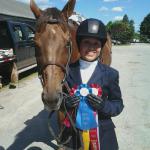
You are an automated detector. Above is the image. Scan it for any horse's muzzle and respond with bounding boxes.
[42,92,63,111]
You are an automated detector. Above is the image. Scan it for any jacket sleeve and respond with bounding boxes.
[99,70,124,117]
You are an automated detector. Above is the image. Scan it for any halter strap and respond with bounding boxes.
[38,40,72,87]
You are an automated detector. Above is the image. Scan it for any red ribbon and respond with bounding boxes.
[69,84,78,96]
[90,84,102,97]
[89,84,102,150]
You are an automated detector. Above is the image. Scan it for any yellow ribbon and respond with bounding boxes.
[82,130,90,150]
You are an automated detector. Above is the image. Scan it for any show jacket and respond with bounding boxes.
[66,60,124,128]
[65,60,124,149]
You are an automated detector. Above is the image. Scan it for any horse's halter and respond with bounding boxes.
[37,18,73,87]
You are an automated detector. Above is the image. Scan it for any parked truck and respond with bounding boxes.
[0,20,36,88]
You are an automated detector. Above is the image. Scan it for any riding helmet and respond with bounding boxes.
[76,18,107,48]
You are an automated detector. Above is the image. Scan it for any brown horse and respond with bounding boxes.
[30,0,112,111]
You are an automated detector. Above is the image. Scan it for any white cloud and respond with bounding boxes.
[99,6,109,12]
[114,16,123,20]
[112,7,123,12]
[103,0,118,2]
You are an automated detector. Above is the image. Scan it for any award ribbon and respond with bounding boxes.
[64,83,102,150]
[75,84,97,130]
[89,83,102,150]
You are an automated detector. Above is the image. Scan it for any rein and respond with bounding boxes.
[48,98,77,146]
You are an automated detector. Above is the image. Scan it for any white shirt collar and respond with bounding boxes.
[79,58,98,69]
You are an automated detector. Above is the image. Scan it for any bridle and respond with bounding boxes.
[37,18,73,88]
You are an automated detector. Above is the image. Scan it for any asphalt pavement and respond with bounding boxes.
[0,43,150,150]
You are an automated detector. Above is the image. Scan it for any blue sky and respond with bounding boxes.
[17,0,150,32]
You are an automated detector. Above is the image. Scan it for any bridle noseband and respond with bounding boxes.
[37,18,73,87]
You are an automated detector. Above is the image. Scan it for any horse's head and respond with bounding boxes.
[30,0,77,111]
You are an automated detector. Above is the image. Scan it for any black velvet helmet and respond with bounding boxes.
[76,18,107,48]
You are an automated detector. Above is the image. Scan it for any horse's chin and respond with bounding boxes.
[44,104,60,111]
[43,98,62,112]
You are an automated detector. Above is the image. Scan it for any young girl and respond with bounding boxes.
[64,18,124,150]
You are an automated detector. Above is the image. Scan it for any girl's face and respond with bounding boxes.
[79,37,101,61]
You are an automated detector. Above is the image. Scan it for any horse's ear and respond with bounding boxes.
[30,0,42,18]
[61,0,76,20]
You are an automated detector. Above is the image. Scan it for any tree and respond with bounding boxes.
[134,32,140,42]
[129,19,135,41]
[106,21,113,35]
[140,13,150,42]
[123,14,129,24]
[111,21,132,44]
[108,14,135,44]
[106,21,112,31]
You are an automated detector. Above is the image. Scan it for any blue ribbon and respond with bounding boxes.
[75,84,97,130]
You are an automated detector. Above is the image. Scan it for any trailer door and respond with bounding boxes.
[22,24,36,66]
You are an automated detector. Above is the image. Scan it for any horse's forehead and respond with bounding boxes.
[36,8,61,24]
[44,7,62,19]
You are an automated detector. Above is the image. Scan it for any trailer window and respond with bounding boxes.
[0,22,12,48]
[13,26,24,42]
[24,26,34,41]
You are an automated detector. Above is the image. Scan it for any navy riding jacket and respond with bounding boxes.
[66,60,124,124]
[64,60,124,149]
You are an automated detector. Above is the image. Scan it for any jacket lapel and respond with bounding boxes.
[88,62,105,85]
[69,61,82,85]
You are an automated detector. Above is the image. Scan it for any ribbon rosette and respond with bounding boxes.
[69,83,102,150]
[75,84,97,130]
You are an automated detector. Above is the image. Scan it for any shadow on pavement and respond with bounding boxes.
[0,146,5,150]
[6,109,59,150]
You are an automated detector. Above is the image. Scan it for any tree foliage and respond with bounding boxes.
[107,14,135,44]
[140,13,150,42]
[123,14,129,24]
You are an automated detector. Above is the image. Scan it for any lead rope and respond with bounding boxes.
[48,110,72,146]
[62,82,81,150]
[63,83,83,150]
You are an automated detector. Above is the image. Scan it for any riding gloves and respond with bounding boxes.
[87,94,105,110]
[65,95,80,109]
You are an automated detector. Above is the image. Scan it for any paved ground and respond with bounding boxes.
[0,43,150,150]
[112,43,150,150]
